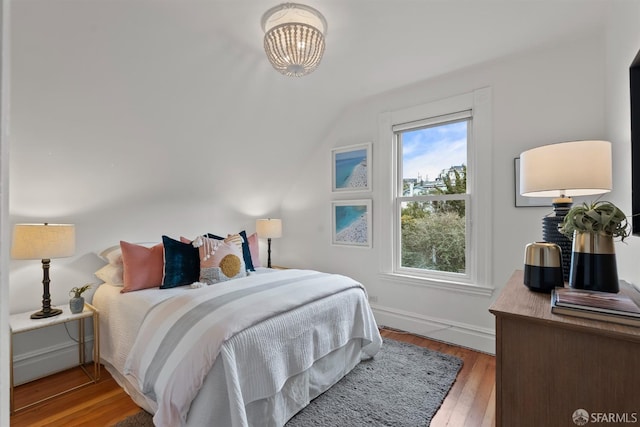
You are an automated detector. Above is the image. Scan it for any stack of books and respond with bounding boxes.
[550,285,640,327]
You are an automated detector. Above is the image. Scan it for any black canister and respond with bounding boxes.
[523,242,564,292]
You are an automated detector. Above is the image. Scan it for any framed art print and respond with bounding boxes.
[514,157,553,207]
[332,143,372,192]
[331,199,372,248]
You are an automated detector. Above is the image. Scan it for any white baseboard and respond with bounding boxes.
[372,304,496,355]
[12,336,95,385]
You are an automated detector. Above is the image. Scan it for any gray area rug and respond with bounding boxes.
[113,338,462,427]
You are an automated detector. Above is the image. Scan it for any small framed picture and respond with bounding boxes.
[331,143,372,192]
[331,199,372,248]
[514,157,553,207]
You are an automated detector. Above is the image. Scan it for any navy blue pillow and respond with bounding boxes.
[161,235,200,288]
[207,230,255,272]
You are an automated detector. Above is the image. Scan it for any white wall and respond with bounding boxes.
[281,31,607,353]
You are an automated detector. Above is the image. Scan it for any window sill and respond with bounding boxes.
[379,272,494,296]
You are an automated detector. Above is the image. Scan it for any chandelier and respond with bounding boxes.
[261,3,327,77]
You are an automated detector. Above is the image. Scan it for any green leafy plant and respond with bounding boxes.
[560,201,630,241]
[69,284,92,298]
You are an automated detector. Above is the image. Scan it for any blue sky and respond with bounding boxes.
[402,120,467,181]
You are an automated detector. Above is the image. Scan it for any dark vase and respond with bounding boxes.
[569,232,619,293]
[69,296,85,314]
[523,242,564,292]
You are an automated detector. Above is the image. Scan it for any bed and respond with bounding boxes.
[92,266,382,427]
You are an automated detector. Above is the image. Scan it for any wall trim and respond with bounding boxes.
[372,304,495,355]
[12,336,94,385]
[377,87,494,291]
[379,272,494,297]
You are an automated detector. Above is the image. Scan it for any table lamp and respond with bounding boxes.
[256,218,282,268]
[11,223,76,319]
[519,140,612,281]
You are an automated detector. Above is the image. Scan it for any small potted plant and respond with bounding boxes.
[69,284,92,314]
[560,200,630,292]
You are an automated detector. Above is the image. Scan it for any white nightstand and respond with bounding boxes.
[10,303,100,413]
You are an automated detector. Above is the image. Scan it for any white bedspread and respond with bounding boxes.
[93,269,382,427]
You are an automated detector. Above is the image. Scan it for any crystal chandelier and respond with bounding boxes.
[261,3,327,77]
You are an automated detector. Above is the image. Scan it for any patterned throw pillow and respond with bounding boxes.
[193,235,246,284]
[208,230,255,271]
[222,233,244,252]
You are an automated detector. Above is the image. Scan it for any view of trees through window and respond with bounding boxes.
[398,120,468,274]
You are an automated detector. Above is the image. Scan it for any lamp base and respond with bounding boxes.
[30,308,63,319]
[542,199,573,282]
[33,258,63,319]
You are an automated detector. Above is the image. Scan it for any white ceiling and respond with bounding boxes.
[9,0,610,216]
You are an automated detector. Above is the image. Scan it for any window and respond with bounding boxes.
[395,115,470,277]
[378,88,492,293]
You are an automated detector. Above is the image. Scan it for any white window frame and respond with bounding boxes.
[377,88,493,295]
[394,113,471,281]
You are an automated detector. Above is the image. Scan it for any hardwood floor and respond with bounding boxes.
[10,329,495,426]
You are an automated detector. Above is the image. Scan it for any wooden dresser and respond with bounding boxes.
[490,270,640,427]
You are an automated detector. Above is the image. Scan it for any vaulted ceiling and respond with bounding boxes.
[9,0,610,216]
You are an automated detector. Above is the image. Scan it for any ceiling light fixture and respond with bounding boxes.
[261,3,327,77]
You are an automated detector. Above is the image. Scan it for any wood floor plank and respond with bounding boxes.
[11,329,496,427]
[430,350,479,426]
[454,354,494,427]
[480,382,497,427]
[471,358,496,425]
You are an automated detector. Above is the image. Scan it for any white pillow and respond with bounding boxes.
[98,242,158,265]
[95,263,124,285]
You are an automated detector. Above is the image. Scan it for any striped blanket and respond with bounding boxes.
[124,269,368,427]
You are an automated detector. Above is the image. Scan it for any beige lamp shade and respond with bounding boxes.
[519,140,612,198]
[256,219,282,239]
[11,223,76,260]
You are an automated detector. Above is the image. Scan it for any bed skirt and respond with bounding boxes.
[104,337,368,426]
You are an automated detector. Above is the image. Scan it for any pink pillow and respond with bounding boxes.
[247,232,261,268]
[120,241,164,293]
